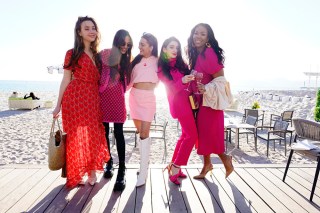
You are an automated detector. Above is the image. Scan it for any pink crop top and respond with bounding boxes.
[131,56,159,83]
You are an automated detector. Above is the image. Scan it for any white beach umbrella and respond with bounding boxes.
[47,65,63,74]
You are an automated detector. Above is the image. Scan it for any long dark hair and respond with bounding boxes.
[187,23,225,69]
[158,37,190,80]
[64,16,101,71]
[109,29,133,87]
[130,32,158,72]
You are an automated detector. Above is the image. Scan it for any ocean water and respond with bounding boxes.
[0,80,60,93]
[0,79,317,95]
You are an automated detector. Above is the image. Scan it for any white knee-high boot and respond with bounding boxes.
[136,137,151,187]
[136,133,140,174]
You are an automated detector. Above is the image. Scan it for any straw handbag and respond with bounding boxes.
[48,118,66,171]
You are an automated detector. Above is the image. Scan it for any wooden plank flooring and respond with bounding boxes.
[0,164,320,213]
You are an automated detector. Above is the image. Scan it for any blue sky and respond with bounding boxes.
[1,0,319,90]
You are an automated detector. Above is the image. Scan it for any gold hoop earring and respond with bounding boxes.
[206,42,211,48]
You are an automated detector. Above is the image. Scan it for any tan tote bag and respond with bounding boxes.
[48,118,66,171]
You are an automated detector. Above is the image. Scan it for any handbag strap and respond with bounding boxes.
[50,118,62,136]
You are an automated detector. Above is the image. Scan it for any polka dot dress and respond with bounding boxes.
[61,49,110,188]
[99,49,127,123]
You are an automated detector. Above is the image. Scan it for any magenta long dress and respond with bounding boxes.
[194,47,225,155]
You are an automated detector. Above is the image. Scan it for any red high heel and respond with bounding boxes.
[179,169,187,178]
[163,163,181,185]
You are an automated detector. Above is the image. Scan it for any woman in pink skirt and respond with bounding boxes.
[129,33,158,187]
[158,37,197,185]
[187,23,234,179]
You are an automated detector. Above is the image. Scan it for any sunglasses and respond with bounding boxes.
[120,42,132,48]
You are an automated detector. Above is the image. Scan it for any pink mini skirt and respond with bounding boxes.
[129,87,156,122]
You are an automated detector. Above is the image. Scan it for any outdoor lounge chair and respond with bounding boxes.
[257,120,289,157]
[270,110,294,127]
[242,109,264,126]
[283,118,320,202]
[149,120,168,161]
[230,115,257,145]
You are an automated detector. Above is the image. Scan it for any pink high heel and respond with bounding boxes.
[179,169,187,178]
[163,163,181,185]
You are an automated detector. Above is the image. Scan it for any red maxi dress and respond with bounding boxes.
[61,49,110,188]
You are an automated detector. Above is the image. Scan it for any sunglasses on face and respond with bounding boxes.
[120,42,132,48]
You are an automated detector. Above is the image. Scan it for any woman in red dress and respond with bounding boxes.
[53,16,110,188]
[99,29,133,191]
[187,23,233,179]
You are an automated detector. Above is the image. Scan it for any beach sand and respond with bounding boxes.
[0,89,318,166]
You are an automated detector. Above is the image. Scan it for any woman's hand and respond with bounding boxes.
[197,82,206,94]
[182,74,195,84]
[52,106,61,118]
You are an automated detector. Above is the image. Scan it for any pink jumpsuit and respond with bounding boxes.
[158,59,197,166]
[194,48,225,155]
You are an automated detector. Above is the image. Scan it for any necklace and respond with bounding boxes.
[143,56,151,67]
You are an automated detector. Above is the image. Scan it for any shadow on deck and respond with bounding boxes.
[0,164,320,212]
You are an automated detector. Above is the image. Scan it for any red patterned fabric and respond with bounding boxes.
[61,49,110,188]
[99,49,127,123]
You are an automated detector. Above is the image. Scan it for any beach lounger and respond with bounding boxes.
[8,98,41,110]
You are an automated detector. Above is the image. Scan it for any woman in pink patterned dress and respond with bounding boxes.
[99,29,132,191]
[158,37,197,185]
[53,16,109,188]
[187,23,234,179]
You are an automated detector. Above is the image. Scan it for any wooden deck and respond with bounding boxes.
[1,164,320,213]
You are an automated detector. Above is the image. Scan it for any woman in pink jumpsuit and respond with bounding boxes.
[187,23,234,179]
[158,37,197,185]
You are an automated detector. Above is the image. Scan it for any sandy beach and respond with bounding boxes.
[0,88,318,166]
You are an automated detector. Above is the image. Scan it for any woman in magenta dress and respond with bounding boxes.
[187,23,234,179]
[53,16,110,188]
[99,29,132,191]
[158,37,197,185]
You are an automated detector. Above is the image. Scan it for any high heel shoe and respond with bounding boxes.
[225,155,234,179]
[88,171,97,186]
[179,169,187,178]
[163,163,181,185]
[79,176,86,185]
[193,164,213,179]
